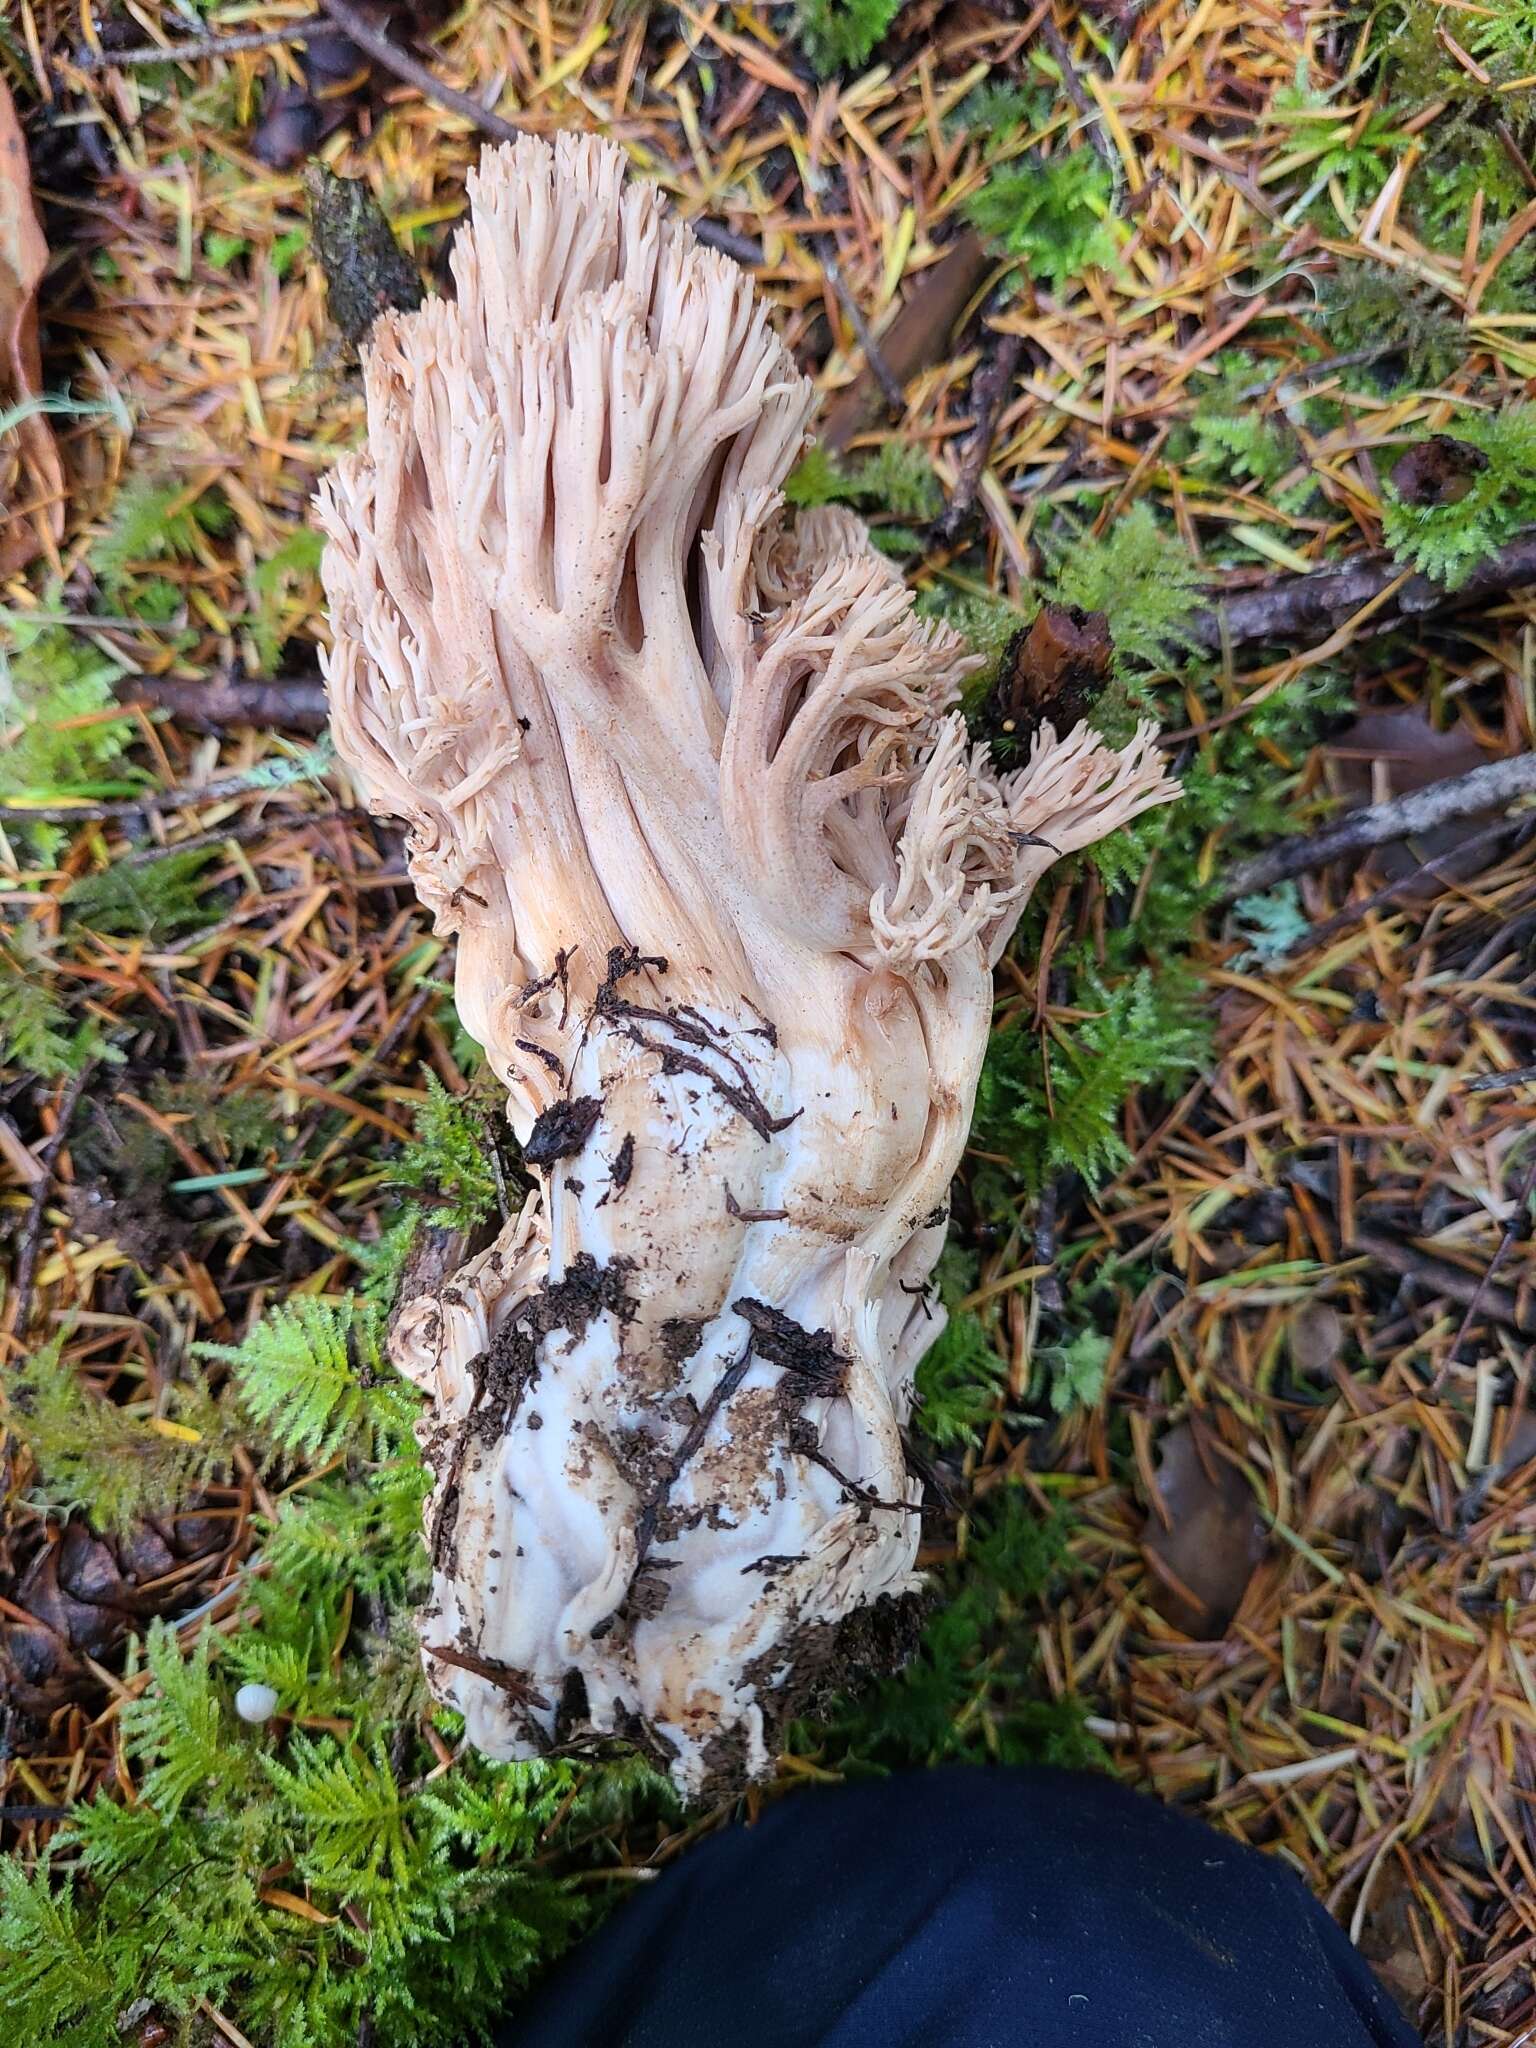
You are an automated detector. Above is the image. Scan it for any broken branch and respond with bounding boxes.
[1189,529,1536,654]
[932,328,1025,545]
[315,0,520,142]
[1220,753,1536,901]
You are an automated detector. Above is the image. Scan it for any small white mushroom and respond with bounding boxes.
[315,133,1177,1798]
[233,1682,280,1725]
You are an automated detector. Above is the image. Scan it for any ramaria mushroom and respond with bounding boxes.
[315,134,1177,1797]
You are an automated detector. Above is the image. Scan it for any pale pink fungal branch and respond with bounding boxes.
[316,134,1177,1796]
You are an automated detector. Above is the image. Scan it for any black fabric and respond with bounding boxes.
[508,1765,1422,2048]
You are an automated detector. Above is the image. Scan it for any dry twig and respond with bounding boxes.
[8,1060,98,1343]
[315,0,520,142]
[1190,531,1536,653]
[1220,753,1536,900]
[933,329,1025,544]
[70,20,325,68]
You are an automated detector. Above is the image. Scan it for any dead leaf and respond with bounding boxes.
[1354,1856,1432,2016]
[1141,1422,1266,1638]
[1390,435,1488,508]
[1288,1300,1345,1377]
[1328,707,1488,802]
[0,77,64,576]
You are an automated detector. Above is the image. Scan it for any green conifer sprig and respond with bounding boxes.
[785,440,943,522]
[92,476,231,599]
[65,845,221,939]
[914,1309,1009,1448]
[0,933,99,1079]
[392,1072,500,1228]
[1046,503,1205,678]
[0,626,139,811]
[199,1294,413,1463]
[976,969,1208,1192]
[0,1609,592,2048]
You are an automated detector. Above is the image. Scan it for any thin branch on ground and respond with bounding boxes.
[1189,530,1536,653]
[1464,1066,1536,1096]
[819,243,905,415]
[8,1059,98,1343]
[316,0,521,142]
[70,20,324,68]
[1348,1229,1536,1337]
[1434,1151,1536,1390]
[1031,1176,1065,1315]
[691,218,763,266]
[1262,817,1534,954]
[1219,753,1536,901]
[932,328,1025,544]
[122,809,371,865]
[0,761,329,827]
[1038,15,1122,188]
[116,673,330,735]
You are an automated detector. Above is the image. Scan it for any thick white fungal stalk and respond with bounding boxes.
[316,134,1176,1797]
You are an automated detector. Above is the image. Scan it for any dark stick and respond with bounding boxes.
[421,1642,552,1708]
[77,16,759,274]
[1255,816,1533,955]
[9,1060,98,1340]
[932,329,1025,544]
[322,0,756,279]
[1187,529,1536,655]
[338,979,441,1093]
[316,0,521,141]
[1038,15,1121,185]
[116,672,329,735]
[0,761,331,827]
[1032,1176,1065,1314]
[122,809,371,866]
[1237,345,1396,401]
[1219,753,1536,902]
[1349,1229,1536,1337]
[821,232,993,451]
[1496,120,1536,197]
[1465,1066,1536,1096]
[1433,1151,1536,1391]
[819,244,905,414]
[691,218,764,267]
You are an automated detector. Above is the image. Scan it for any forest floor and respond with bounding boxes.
[3,3,1536,2045]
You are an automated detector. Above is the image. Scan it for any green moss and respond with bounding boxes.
[794,0,903,76]
[964,152,1119,291]
[1045,503,1204,681]
[797,1486,1106,1773]
[393,1072,502,1229]
[8,1341,237,1538]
